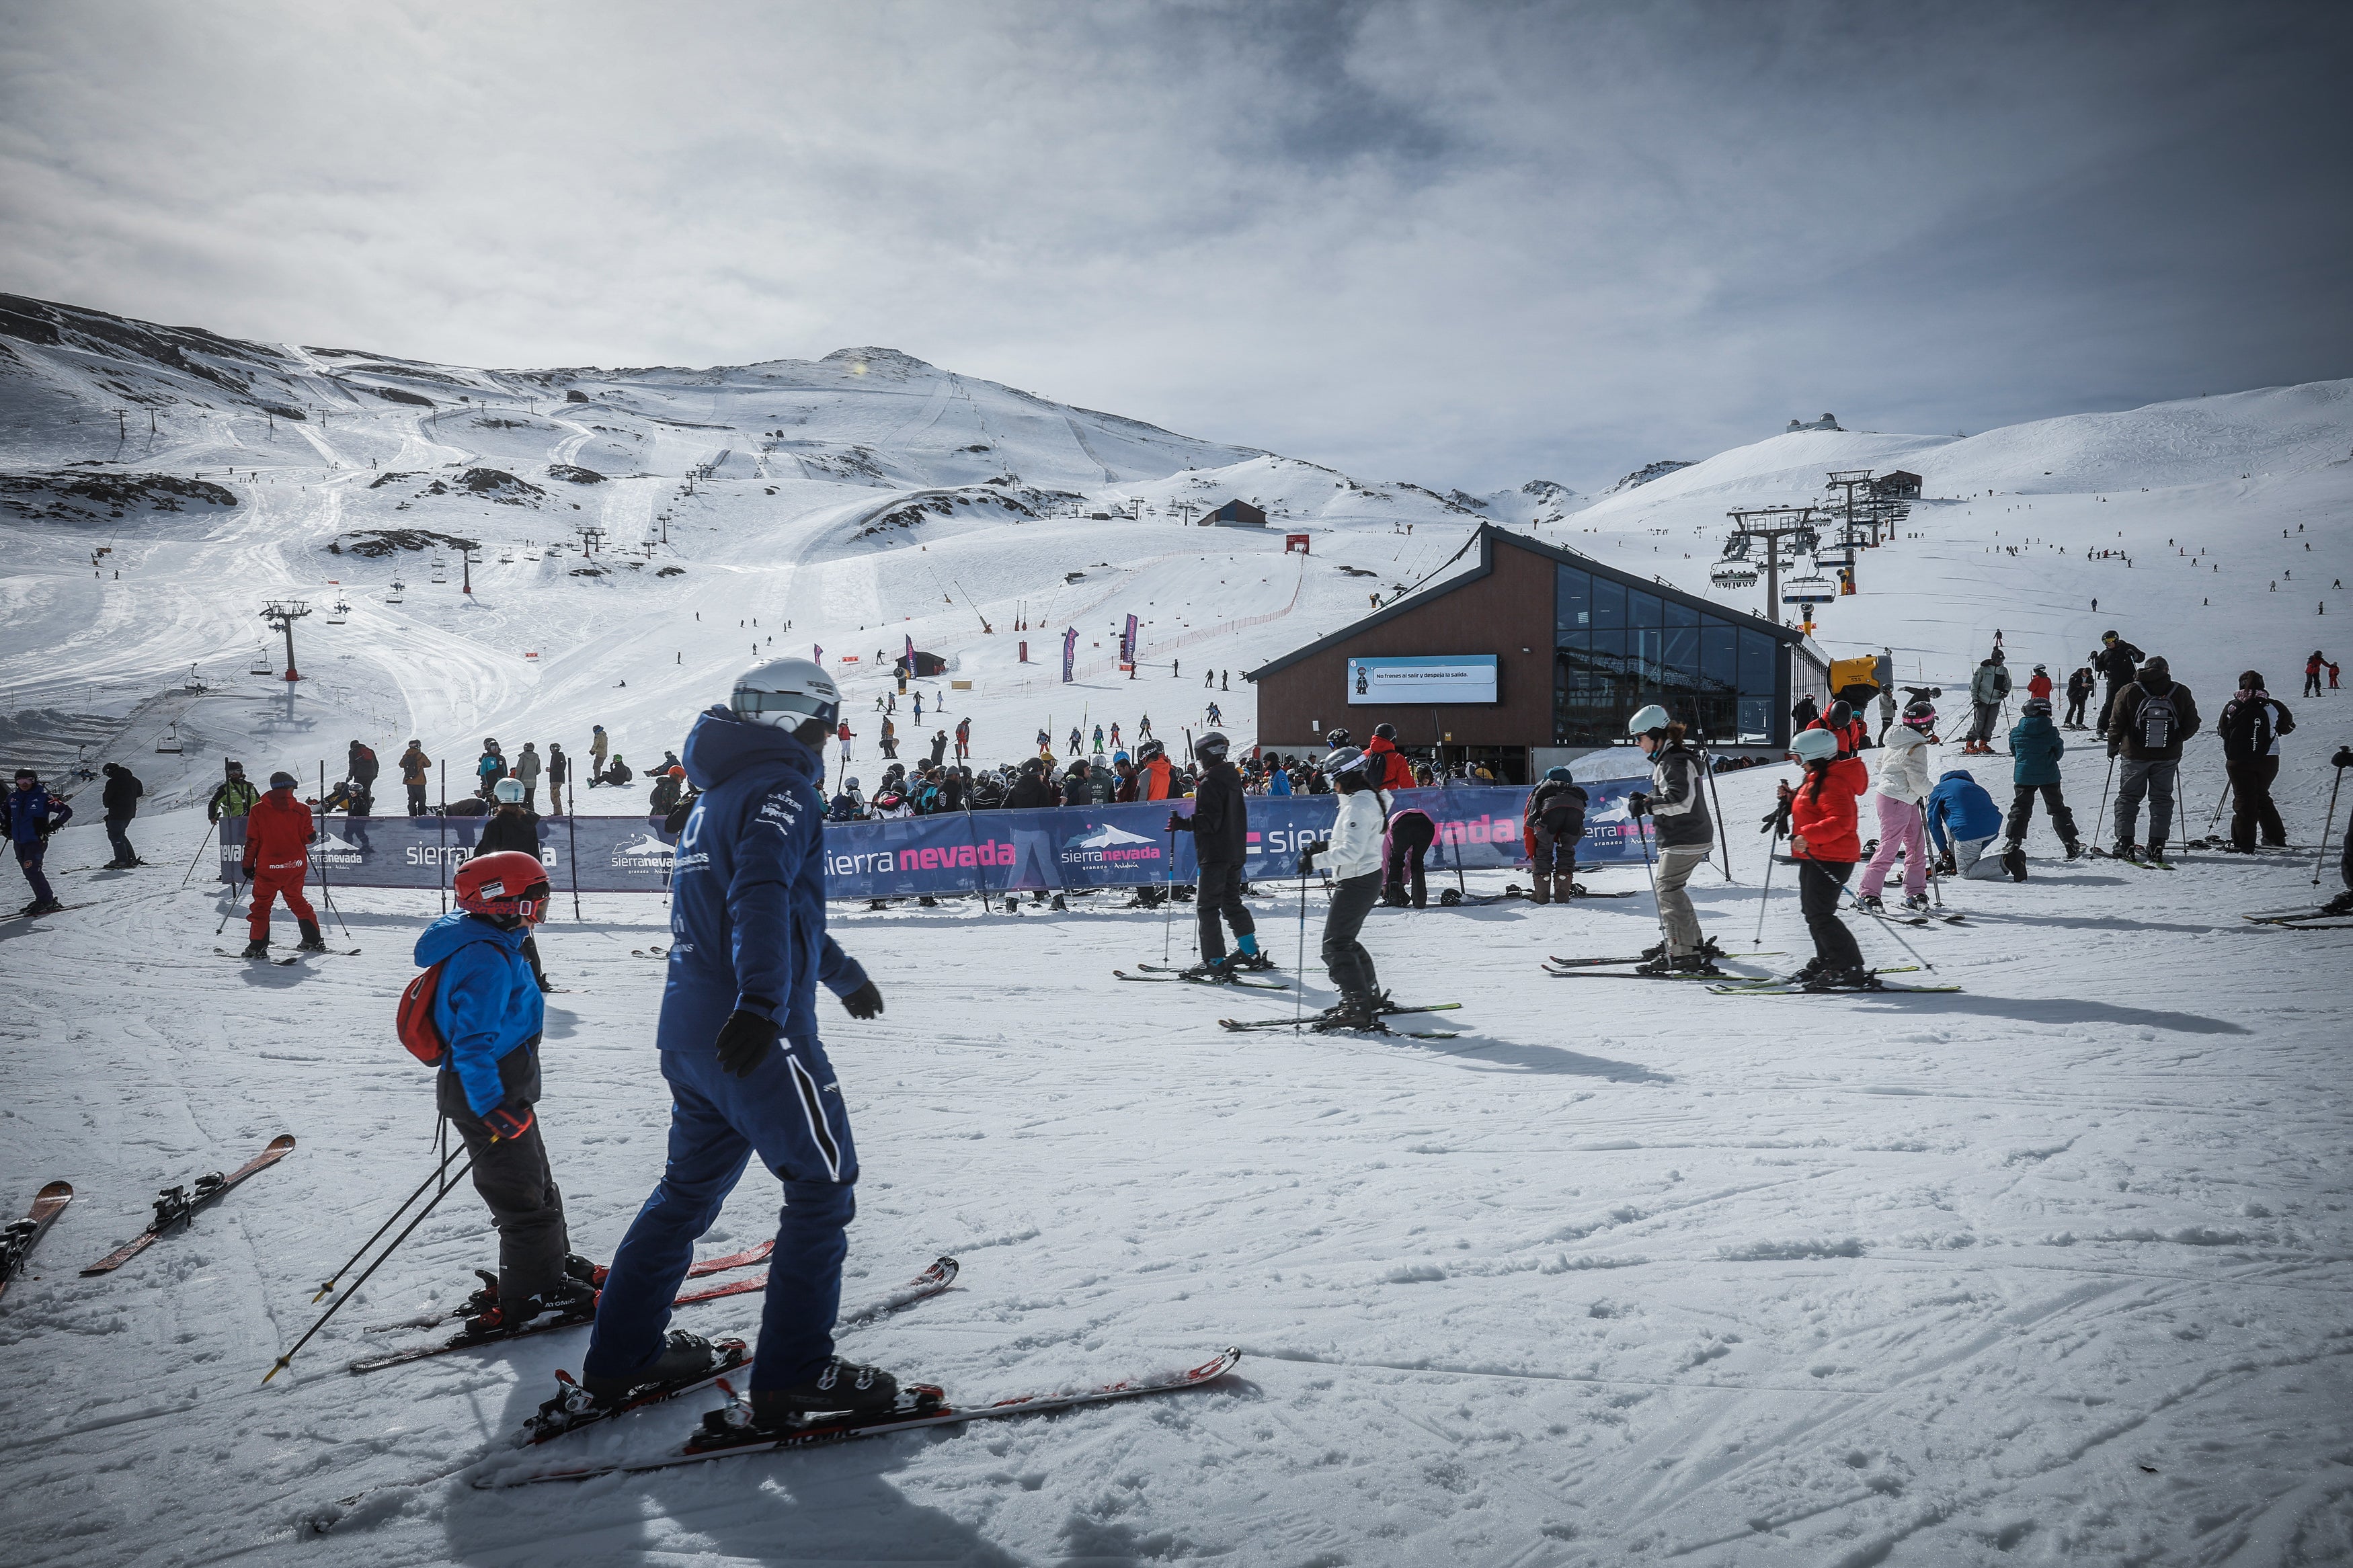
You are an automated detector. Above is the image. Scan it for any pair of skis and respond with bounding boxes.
[1852,900,1966,927]
[485,1346,1242,1487]
[2245,906,2353,931]
[81,1134,298,1275]
[216,946,361,966]
[1218,1001,1462,1038]
[0,1182,75,1303]
[1115,962,1287,990]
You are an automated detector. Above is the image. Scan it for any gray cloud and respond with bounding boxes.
[1,0,2345,490]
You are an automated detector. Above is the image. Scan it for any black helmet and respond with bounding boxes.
[1197,731,1230,761]
[1325,727,1352,748]
[1371,723,1396,741]
[1138,739,1166,761]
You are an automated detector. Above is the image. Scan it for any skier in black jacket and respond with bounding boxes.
[1168,732,1267,977]
[1521,767,1587,905]
[2091,632,2144,739]
[473,778,552,989]
[99,762,145,868]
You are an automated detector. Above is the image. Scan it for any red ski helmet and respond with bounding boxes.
[455,852,551,925]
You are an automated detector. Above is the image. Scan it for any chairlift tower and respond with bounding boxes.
[1824,470,1878,546]
[260,599,312,682]
[1719,506,1821,626]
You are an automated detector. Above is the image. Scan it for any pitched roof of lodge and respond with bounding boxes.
[1246,522,1806,683]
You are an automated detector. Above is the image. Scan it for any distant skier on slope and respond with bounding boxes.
[578,657,895,1432]
[240,771,325,958]
[415,851,596,1334]
[1168,731,1269,978]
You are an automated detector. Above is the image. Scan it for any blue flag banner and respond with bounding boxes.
[289,780,1658,899]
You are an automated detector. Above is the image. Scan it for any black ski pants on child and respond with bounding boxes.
[1322,871,1384,996]
[2004,784,2079,849]
[1386,813,1434,907]
[1797,858,1865,973]
[2227,756,2288,850]
[1195,861,1256,964]
[439,1050,568,1305]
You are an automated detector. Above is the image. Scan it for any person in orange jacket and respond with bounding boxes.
[1782,728,1872,990]
[2026,664,2054,704]
[1138,738,1175,800]
[1362,724,1417,793]
[241,770,323,958]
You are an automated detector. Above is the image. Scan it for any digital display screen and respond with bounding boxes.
[1345,655,1499,705]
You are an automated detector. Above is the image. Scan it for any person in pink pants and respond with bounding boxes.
[1858,700,1940,911]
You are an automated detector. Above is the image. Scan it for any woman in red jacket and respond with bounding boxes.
[1782,727,1873,989]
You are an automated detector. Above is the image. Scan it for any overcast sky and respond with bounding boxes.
[3,1,2347,491]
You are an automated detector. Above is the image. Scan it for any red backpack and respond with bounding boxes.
[397,962,450,1066]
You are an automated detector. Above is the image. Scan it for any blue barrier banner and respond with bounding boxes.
[296,780,1658,899]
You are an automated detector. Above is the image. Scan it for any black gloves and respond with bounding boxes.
[481,1103,536,1143]
[840,979,884,1020]
[1298,839,1329,875]
[714,1007,781,1078]
[1166,812,1191,833]
[2335,747,2352,769]
[1626,792,1650,818]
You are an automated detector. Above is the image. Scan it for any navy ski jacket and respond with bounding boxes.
[415,911,544,1117]
[5,784,69,847]
[663,707,867,1055]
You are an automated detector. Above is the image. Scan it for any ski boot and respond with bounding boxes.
[2319,891,2353,917]
[2112,842,2143,863]
[1802,966,1882,992]
[296,918,329,952]
[2001,845,2028,881]
[1900,893,1932,914]
[750,1356,904,1420]
[2063,841,2085,862]
[463,1255,600,1336]
[26,898,63,916]
[1314,990,1386,1032]
[1855,895,1886,914]
[1228,948,1278,973]
[240,938,270,958]
[563,1329,744,1413]
[1788,956,1828,987]
[1380,884,1411,909]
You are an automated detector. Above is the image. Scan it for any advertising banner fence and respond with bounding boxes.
[262,779,1656,900]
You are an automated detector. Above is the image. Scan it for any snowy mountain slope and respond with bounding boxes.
[4,296,2353,1565]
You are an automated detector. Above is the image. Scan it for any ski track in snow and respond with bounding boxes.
[3,324,2352,1563]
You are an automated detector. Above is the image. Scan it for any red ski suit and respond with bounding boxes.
[242,788,317,940]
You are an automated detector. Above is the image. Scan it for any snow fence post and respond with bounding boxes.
[566,807,582,922]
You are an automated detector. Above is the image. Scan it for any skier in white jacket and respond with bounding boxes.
[1298,747,1392,1030]
[1858,700,1940,911]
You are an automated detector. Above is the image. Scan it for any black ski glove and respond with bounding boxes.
[1298,839,1329,875]
[714,1007,781,1078]
[840,979,884,1020]
[1166,811,1191,833]
[1626,792,1650,818]
[2335,746,2352,769]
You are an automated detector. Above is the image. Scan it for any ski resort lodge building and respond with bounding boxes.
[1246,524,1829,782]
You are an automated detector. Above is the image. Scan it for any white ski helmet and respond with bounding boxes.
[494,777,526,804]
[1789,727,1839,764]
[1627,704,1671,738]
[730,657,839,732]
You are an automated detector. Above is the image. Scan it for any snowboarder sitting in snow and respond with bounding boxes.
[596,754,633,788]
[419,851,596,1334]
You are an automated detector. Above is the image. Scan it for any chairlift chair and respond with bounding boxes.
[1710,559,1760,589]
[1781,573,1837,606]
[248,647,274,675]
[155,724,184,753]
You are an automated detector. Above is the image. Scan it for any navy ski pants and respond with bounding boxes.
[584,1037,857,1391]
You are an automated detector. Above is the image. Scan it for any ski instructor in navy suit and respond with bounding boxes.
[582,657,898,1423]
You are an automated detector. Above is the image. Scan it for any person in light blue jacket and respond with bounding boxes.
[1925,768,2013,881]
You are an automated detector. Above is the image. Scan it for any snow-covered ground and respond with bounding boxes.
[5,296,2353,1564]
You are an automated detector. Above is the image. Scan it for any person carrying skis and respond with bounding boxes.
[418,850,597,1334]
[2091,632,2145,738]
[514,743,543,812]
[241,770,325,958]
[2063,667,2096,729]
[2001,697,2081,868]
[1522,766,1587,905]
[577,658,894,1430]
[2216,671,2294,851]
[1925,768,2009,880]
[400,741,432,816]
[1857,699,1937,913]
[2106,655,2198,863]
[1168,731,1269,977]
[1962,655,2011,754]
[1783,727,1873,989]
[99,761,144,868]
[1363,723,1417,793]
[7,769,71,915]
[1297,746,1392,1027]
[1626,706,1716,972]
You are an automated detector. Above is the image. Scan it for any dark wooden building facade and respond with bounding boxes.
[1247,526,1823,778]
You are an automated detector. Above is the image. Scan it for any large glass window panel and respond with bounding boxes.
[1556,565,1592,634]
[1737,694,1771,743]
[1664,597,1700,629]
[1590,575,1625,630]
[1739,629,1778,694]
[1663,626,1698,682]
[1700,621,1738,693]
[1628,590,1663,629]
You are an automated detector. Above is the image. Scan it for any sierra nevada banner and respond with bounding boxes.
[258,780,1659,899]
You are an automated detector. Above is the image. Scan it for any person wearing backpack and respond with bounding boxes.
[2106,655,2199,862]
[99,761,145,868]
[348,739,380,796]
[2216,671,2295,851]
[577,658,893,1434]
[1521,767,1587,905]
[399,740,432,815]
[409,850,600,1337]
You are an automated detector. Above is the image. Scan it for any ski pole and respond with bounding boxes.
[1294,862,1310,1030]
[178,819,218,890]
[266,1155,474,1383]
[1701,750,1736,882]
[2094,751,2118,846]
[2204,776,2232,834]
[310,1141,467,1301]
[1636,812,1669,954]
[1853,892,1936,973]
[1754,824,1780,948]
[2315,762,2346,888]
[1161,827,1179,964]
